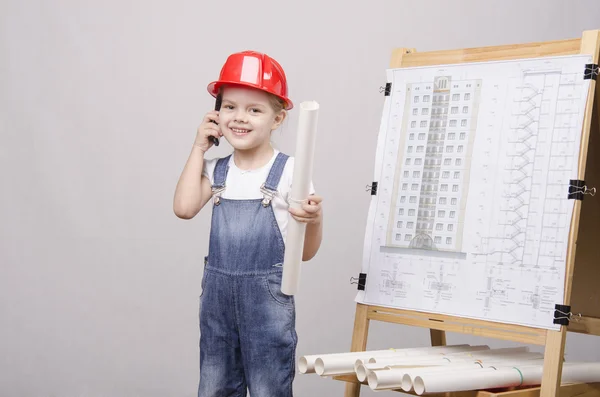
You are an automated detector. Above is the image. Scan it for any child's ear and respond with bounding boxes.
[272,110,287,130]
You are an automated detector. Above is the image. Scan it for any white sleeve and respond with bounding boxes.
[202,157,219,184]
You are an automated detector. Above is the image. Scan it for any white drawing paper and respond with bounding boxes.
[357,55,593,330]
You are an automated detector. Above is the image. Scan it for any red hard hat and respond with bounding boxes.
[207,50,293,110]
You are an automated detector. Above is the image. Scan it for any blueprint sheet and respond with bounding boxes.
[356,55,593,330]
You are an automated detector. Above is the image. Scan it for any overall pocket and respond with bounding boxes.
[199,257,210,299]
[264,270,295,308]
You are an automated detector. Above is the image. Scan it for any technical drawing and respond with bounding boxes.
[358,54,593,330]
[385,77,482,254]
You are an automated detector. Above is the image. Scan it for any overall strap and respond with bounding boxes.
[260,152,289,207]
[211,155,231,205]
[263,152,289,191]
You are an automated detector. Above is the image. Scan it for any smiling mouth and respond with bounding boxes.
[231,127,251,135]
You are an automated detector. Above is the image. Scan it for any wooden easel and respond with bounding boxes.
[335,30,600,397]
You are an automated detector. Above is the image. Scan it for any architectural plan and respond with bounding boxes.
[357,55,593,330]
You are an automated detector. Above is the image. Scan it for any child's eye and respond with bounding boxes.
[250,108,261,113]
[224,105,234,109]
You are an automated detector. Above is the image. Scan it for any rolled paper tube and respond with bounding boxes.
[354,364,373,383]
[368,345,490,364]
[413,367,512,395]
[388,354,528,367]
[412,362,600,395]
[369,358,449,367]
[398,358,546,392]
[476,352,544,361]
[518,362,600,386]
[398,363,488,392]
[353,344,472,372]
[382,352,543,372]
[357,361,447,383]
[281,100,319,296]
[310,344,525,377]
[461,346,529,356]
[299,348,405,374]
[314,350,411,376]
[386,360,464,370]
[442,346,525,357]
[316,344,475,376]
[385,344,475,356]
[358,358,463,381]
[356,363,395,383]
[428,352,544,365]
[368,363,485,391]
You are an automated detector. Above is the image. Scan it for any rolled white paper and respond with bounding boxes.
[398,358,545,392]
[356,363,388,382]
[368,357,547,392]
[461,346,529,356]
[300,345,470,375]
[299,348,400,374]
[412,362,600,395]
[368,364,480,391]
[356,352,491,382]
[281,100,320,296]
[353,344,471,371]
[315,344,480,377]
[397,363,487,392]
[364,352,536,379]
[357,361,444,383]
[367,345,490,364]
[315,350,410,376]
[474,352,544,361]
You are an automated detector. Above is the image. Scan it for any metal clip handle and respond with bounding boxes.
[554,309,582,322]
[212,185,226,205]
[260,183,275,207]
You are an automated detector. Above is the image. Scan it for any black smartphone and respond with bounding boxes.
[209,93,222,146]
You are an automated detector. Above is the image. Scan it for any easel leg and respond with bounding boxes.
[430,329,446,346]
[540,329,566,397]
[344,303,370,397]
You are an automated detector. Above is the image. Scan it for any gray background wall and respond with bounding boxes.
[2,0,600,396]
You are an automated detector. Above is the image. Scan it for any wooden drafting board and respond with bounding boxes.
[336,30,600,397]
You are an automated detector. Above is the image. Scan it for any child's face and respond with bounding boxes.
[218,86,285,152]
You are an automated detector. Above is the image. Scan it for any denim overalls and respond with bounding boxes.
[198,152,297,397]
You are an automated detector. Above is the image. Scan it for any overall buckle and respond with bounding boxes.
[211,185,226,205]
[260,183,275,207]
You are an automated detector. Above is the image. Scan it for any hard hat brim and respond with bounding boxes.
[207,80,294,110]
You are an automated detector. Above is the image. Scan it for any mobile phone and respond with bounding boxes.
[209,93,222,146]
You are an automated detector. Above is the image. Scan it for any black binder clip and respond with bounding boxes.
[553,304,581,326]
[568,180,596,200]
[366,182,378,195]
[350,273,367,291]
[584,64,599,80]
[379,82,392,96]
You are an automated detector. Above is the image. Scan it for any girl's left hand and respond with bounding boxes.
[289,195,323,224]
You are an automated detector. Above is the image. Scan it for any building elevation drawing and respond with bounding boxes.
[357,54,593,330]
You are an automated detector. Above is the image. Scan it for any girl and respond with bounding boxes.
[173,50,323,397]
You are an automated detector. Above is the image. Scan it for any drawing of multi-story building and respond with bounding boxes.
[386,76,482,253]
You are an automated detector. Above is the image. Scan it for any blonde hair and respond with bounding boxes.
[218,85,287,114]
[267,94,287,113]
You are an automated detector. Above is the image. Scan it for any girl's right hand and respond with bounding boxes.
[194,110,222,153]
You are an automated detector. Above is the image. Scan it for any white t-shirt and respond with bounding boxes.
[202,150,315,242]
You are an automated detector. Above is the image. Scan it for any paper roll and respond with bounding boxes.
[412,362,600,395]
[368,364,480,391]
[281,101,320,296]
[353,344,471,371]
[398,358,545,392]
[368,345,490,364]
[300,348,404,374]
[304,344,477,377]
[315,350,406,376]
